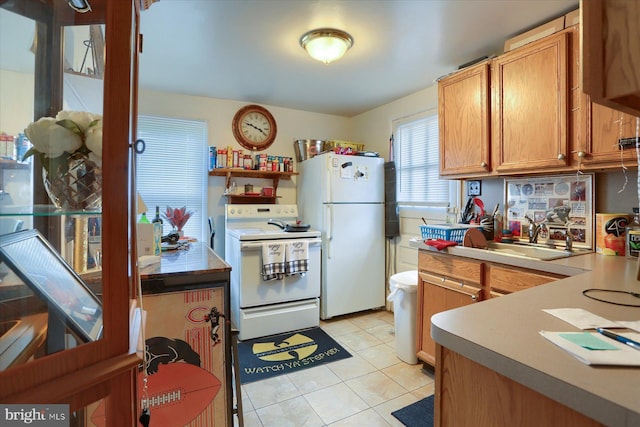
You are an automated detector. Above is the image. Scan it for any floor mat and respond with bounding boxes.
[391,394,434,427]
[237,327,352,384]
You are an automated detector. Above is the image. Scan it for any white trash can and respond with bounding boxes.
[387,270,419,364]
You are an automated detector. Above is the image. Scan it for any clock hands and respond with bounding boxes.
[243,121,267,136]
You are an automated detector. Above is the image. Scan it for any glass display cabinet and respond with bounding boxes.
[0,1,139,425]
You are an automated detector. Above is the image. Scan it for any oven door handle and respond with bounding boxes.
[240,239,322,250]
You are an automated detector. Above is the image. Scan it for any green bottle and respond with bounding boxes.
[139,212,150,224]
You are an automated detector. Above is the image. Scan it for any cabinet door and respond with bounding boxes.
[439,62,491,177]
[580,102,639,168]
[582,0,640,116]
[417,271,481,366]
[493,32,569,173]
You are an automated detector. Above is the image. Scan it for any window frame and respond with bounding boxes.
[392,110,460,208]
[136,115,208,244]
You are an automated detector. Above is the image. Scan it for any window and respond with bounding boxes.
[136,115,208,243]
[393,111,457,206]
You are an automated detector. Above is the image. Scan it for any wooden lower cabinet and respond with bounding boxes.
[417,251,482,365]
[486,263,565,296]
[434,346,603,427]
[417,272,481,366]
[417,250,565,365]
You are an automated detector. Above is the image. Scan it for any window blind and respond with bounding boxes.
[394,113,449,204]
[136,115,208,243]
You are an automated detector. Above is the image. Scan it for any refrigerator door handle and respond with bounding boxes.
[325,156,332,202]
[326,204,332,259]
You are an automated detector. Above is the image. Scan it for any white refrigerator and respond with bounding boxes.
[297,152,385,319]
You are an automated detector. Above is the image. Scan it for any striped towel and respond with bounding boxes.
[285,241,309,276]
[262,242,285,281]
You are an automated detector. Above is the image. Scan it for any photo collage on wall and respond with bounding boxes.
[505,174,593,249]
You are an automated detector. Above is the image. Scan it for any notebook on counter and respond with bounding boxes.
[540,330,640,366]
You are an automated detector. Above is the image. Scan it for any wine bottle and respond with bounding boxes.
[152,205,163,224]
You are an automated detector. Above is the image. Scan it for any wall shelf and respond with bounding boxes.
[224,194,281,204]
[209,169,297,204]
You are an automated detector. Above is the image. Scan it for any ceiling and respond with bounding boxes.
[0,1,579,118]
[138,0,578,117]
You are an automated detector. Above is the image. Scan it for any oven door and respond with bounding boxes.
[236,237,321,307]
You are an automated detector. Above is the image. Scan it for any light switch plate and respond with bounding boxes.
[467,180,481,196]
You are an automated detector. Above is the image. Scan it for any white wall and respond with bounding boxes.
[138,89,352,254]
[350,84,439,158]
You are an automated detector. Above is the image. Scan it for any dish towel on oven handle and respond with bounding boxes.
[262,242,285,280]
[285,241,308,276]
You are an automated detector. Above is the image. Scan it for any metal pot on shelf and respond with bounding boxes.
[293,139,325,162]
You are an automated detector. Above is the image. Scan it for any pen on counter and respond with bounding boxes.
[596,327,640,351]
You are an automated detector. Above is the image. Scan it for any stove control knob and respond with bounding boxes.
[229,208,235,215]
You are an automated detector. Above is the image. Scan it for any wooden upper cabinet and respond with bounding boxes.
[438,62,491,177]
[581,102,639,167]
[582,0,640,117]
[493,31,569,173]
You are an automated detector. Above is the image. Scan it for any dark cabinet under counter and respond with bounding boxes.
[139,243,233,427]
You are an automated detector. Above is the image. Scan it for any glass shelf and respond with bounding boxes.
[0,205,101,217]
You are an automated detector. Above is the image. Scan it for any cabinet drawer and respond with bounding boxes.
[419,251,482,284]
[419,272,482,301]
[488,264,564,294]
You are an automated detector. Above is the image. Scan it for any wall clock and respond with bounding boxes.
[232,104,277,151]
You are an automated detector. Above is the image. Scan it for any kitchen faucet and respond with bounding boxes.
[524,215,545,244]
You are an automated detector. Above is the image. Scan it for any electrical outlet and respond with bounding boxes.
[467,180,481,196]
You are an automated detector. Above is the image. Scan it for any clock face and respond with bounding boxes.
[232,105,277,151]
[240,111,271,143]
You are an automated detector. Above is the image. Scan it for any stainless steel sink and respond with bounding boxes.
[484,241,591,261]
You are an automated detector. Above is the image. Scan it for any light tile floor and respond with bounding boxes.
[235,309,434,427]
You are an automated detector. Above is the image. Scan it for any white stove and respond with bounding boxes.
[224,204,321,340]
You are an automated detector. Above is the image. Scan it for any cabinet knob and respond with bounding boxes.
[480,162,488,168]
[557,153,566,160]
[577,151,586,158]
[441,277,446,283]
[471,294,478,302]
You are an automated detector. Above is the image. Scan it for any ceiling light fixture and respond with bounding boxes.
[300,28,353,64]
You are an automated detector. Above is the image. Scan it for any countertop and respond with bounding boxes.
[415,239,640,426]
[139,242,231,294]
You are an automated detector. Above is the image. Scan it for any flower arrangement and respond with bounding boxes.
[23,110,103,172]
[163,206,194,231]
[23,110,103,210]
